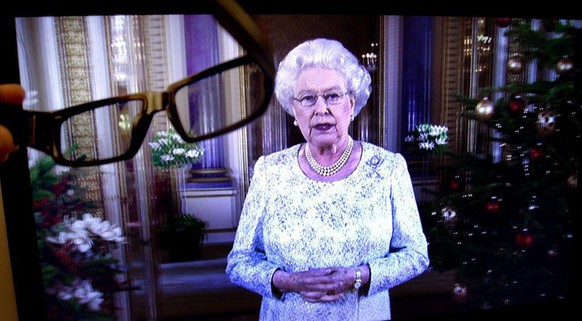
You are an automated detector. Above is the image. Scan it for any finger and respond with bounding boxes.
[324,281,349,296]
[0,125,19,163]
[296,274,333,288]
[0,84,26,106]
[303,268,332,276]
[298,277,336,291]
[319,293,344,302]
[299,291,327,302]
[303,272,345,286]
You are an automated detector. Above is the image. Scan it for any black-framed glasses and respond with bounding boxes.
[293,91,350,108]
[0,0,275,167]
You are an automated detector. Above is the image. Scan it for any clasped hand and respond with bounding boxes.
[273,267,356,303]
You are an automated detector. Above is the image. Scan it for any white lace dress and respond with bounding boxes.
[226,142,429,321]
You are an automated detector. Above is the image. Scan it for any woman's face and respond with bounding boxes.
[292,67,355,147]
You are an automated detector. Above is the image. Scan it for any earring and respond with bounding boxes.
[293,119,298,126]
[350,114,355,122]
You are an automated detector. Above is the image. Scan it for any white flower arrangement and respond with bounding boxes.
[45,279,104,312]
[404,123,449,155]
[44,213,127,312]
[46,213,126,253]
[31,155,135,320]
[149,128,204,168]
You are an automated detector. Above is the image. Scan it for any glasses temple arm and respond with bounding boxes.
[211,0,275,79]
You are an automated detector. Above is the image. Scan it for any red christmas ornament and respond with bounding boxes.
[486,199,501,214]
[449,179,461,191]
[529,146,544,160]
[445,175,464,192]
[509,97,525,114]
[495,18,512,28]
[515,231,533,248]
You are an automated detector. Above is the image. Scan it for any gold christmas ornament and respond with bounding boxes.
[475,97,495,121]
[556,56,574,76]
[507,55,524,74]
[567,174,577,190]
[536,110,557,137]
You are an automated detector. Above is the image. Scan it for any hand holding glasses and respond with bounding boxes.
[0,0,274,167]
[0,85,25,162]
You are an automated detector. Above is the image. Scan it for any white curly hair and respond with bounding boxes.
[274,38,372,116]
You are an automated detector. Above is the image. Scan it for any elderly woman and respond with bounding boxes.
[226,38,429,321]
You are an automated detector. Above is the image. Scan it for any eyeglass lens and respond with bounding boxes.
[58,62,267,163]
[175,63,263,138]
[60,99,142,162]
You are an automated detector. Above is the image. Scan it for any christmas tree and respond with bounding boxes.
[419,18,579,311]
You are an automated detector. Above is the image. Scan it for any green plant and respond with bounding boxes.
[159,214,207,262]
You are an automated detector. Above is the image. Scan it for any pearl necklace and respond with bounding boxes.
[305,137,354,177]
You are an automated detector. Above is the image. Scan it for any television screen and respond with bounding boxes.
[1,2,578,321]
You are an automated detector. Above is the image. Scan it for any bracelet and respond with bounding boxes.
[351,267,362,293]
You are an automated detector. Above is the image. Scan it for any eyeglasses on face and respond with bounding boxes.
[0,0,275,168]
[293,91,350,108]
